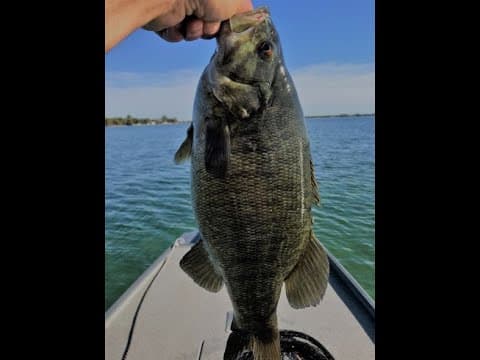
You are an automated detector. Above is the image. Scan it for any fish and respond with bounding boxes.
[174,7,329,360]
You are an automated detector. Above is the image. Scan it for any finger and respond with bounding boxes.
[185,18,204,41]
[157,24,184,42]
[202,21,221,39]
[236,0,255,13]
[143,17,167,32]
[198,0,254,22]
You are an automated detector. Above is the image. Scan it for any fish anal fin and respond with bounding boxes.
[174,123,193,164]
[179,239,224,292]
[285,232,329,309]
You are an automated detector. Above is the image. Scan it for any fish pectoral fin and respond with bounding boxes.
[205,117,230,178]
[285,232,330,309]
[179,238,224,292]
[174,123,193,164]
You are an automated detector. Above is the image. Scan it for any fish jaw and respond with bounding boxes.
[216,7,272,58]
[229,6,270,33]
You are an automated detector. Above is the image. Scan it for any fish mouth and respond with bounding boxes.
[218,7,270,37]
[229,6,270,33]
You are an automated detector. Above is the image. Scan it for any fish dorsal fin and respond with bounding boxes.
[179,238,224,292]
[310,159,320,205]
[284,232,329,309]
[174,123,193,164]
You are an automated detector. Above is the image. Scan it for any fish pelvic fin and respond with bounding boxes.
[285,232,330,309]
[179,238,223,292]
[174,123,193,164]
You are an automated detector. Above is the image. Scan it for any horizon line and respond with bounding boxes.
[105,113,375,122]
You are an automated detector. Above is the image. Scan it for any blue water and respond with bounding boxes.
[105,116,375,311]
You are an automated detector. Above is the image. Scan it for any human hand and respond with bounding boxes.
[143,0,254,42]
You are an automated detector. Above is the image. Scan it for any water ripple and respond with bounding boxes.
[105,117,375,310]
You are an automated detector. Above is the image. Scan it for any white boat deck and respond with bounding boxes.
[105,232,374,359]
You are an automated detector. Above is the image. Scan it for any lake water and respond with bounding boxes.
[105,116,375,311]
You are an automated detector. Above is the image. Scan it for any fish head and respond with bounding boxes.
[207,7,282,119]
[216,7,281,81]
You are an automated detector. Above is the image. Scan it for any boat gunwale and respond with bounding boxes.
[326,249,375,319]
[105,231,200,321]
[105,243,173,323]
[105,231,375,357]
[106,231,375,321]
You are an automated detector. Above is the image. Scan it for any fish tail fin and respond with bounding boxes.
[224,331,281,360]
[250,332,281,360]
[224,315,281,360]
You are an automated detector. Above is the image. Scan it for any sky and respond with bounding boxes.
[106,0,375,119]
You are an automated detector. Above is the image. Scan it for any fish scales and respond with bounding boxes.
[175,7,329,359]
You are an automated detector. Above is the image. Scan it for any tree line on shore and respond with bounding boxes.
[106,113,374,126]
[105,115,179,126]
[304,113,374,118]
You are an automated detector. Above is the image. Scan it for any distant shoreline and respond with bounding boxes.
[105,113,374,127]
[106,122,186,128]
[105,115,183,127]
[304,113,374,119]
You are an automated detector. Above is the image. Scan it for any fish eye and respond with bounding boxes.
[257,41,274,60]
